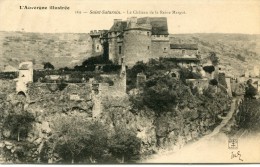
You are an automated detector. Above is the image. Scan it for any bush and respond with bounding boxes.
[109,126,141,163]
[43,62,55,70]
[49,114,111,164]
[245,80,257,99]
[203,65,215,74]
[81,55,112,66]
[3,111,35,141]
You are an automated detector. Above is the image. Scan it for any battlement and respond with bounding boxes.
[89,30,107,37]
[126,17,152,30]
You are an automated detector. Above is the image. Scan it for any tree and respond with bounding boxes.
[245,79,257,99]
[109,126,141,163]
[49,114,110,164]
[203,65,215,74]
[81,55,112,66]
[81,121,109,163]
[50,113,91,163]
[43,62,55,70]
[209,52,219,66]
[3,110,35,141]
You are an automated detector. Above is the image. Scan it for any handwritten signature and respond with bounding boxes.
[231,151,243,161]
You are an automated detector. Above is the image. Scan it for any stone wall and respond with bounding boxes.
[109,38,119,64]
[151,41,169,58]
[27,83,93,116]
[92,37,103,56]
[186,79,209,94]
[168,49,198,57]
[123,30,152,66]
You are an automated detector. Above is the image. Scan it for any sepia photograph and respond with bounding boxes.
[0,0,259,164]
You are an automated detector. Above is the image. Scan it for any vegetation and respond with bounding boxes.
[245,79,258,99]
[43,62,55,70]
[3,107,35,141]
[109,126,141,163]
[49,113,91,163]
[129,58,230,119]
[81,55,112,66]
[209,52,219,66]
[47,113,140,163]
[203,66,215,74]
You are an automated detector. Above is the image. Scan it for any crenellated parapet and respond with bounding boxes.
[89,30,108,38]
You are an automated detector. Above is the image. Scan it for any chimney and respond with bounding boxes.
[114,19,122,24]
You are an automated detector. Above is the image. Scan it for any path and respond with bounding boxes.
[142,97,260,163]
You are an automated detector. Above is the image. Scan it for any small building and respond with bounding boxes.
[16,61,33,94]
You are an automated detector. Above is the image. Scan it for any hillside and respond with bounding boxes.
[0,31,93,71]
[0,31,259,76]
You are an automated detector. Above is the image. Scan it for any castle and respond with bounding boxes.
[90,17,200,67]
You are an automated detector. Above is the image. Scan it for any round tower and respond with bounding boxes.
[123,17,152,67]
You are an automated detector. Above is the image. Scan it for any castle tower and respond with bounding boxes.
[123,17,152,67]
[107,19,126,64]
[89,30,104,56]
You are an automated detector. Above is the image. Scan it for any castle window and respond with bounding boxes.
[147,32,150,36]
[97,45,100,51]
[119,46,122,54]
[148,46,150,50]
[157,35,160,37]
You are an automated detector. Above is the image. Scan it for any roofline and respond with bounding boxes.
[171,48,198,50]
[124,28,152,32]
[165,57,200,62]
[152,40,169,42]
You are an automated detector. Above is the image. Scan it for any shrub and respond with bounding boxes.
[109,126,141,163]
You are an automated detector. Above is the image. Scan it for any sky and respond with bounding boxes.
[0,0,259,34]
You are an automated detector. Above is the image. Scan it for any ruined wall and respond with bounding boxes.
[27,83,93,116]
[225,77,233,97]
[99,73,126,97]
[123,30,152,66]
[186,79,209,94]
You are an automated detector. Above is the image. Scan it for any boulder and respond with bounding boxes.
[2,129,11,138]
[41,121,51,134]
[4,141,12,146]
[0,142,5,148]
[6,145,13,150]
[34,138,43,145]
